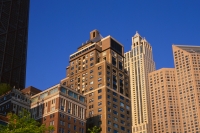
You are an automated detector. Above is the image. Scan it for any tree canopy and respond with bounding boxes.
[88,126,101,133]
[0,83,12,96]
[0,110,54,133]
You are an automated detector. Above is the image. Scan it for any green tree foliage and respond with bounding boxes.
[0,110,54,133]
[0,83,12,95]
[88,126,101,133]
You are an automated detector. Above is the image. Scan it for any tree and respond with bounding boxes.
[0,110,54,133]
[88,126,101,133]
[0,83,12,96]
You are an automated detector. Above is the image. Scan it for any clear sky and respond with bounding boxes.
[26,0,200,90]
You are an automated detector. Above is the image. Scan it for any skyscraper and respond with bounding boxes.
[124,32,155,133]
[0,0,30,89]
[149,68,181,133]
[172,45,200,132]
[61,30,132,133]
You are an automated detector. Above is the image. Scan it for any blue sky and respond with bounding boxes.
[26,0,200,90]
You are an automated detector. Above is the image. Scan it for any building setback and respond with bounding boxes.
[124,32,155,133]
[149,45,200,132]
[61,30,132,133]
[0,0,30,89]
[172,45,200,132]
[149,68,181,133]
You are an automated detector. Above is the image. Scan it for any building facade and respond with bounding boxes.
[172,45,200,132]
[0,0,30,89]
[0,88,33,116]
[30,84,87,133]
[61,30,132,133]
[124,32,155,133]
[149,68,181,133]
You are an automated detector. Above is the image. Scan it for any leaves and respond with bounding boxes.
[0,110,54,133]
[0,83,12,95]
[88,126,101,133]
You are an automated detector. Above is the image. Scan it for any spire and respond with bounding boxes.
[133,31,141,38]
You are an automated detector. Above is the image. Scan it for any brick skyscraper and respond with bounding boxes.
[61,30,132,133]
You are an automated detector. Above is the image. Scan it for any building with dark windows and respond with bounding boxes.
[61,30,132,133]
[0,86,41,116]
[0,0,30,89]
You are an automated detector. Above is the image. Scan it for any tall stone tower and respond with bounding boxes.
[124,32,155,133]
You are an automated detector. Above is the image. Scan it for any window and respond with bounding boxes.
[113,123,119,128]
[50,121,54,125]
[113,92,118,96]
[90,57,94,61]
[74,125,76,130]
[108,120,111,125]
[107,95,110,99]
[98,78,102,82]
[107,83,110,87]
[108,127,111,132]
[126,99,129,103]
[113,69,116,73]
[89,99,94,103]
[111,39,122,54]
[126,105,130,110]
[120,96,124,100]
[113,98,117,102]
[98,66,102,70]
[121,126,125,131]
[98,108,102,112]
[108,108,111,112]
[90,63,94,66]
[112,57,116,66]
[98,89,102,93]
[107,66,110,69]
[98,72,102,75]
[112,117,117,122]
[119,61,123,70]
[114,130,118,133]
[93,32,95,37]
[113,104,117,108]
[89,92,93,97]
[107,71,110,75]
[89,111,94,116]
[98,102,102,106]
[120,102,124,107]
[121,114,125,118]
[98,95,102,99]
[113,110,118,115]
[90,70,93,73]
[98,84,102,87]
[89,105,93,109]
[120,107,124,112]
[68,123,70,128]
[121,120,125,124]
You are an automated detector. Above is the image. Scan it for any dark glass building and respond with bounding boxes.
[0,0,30,89]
